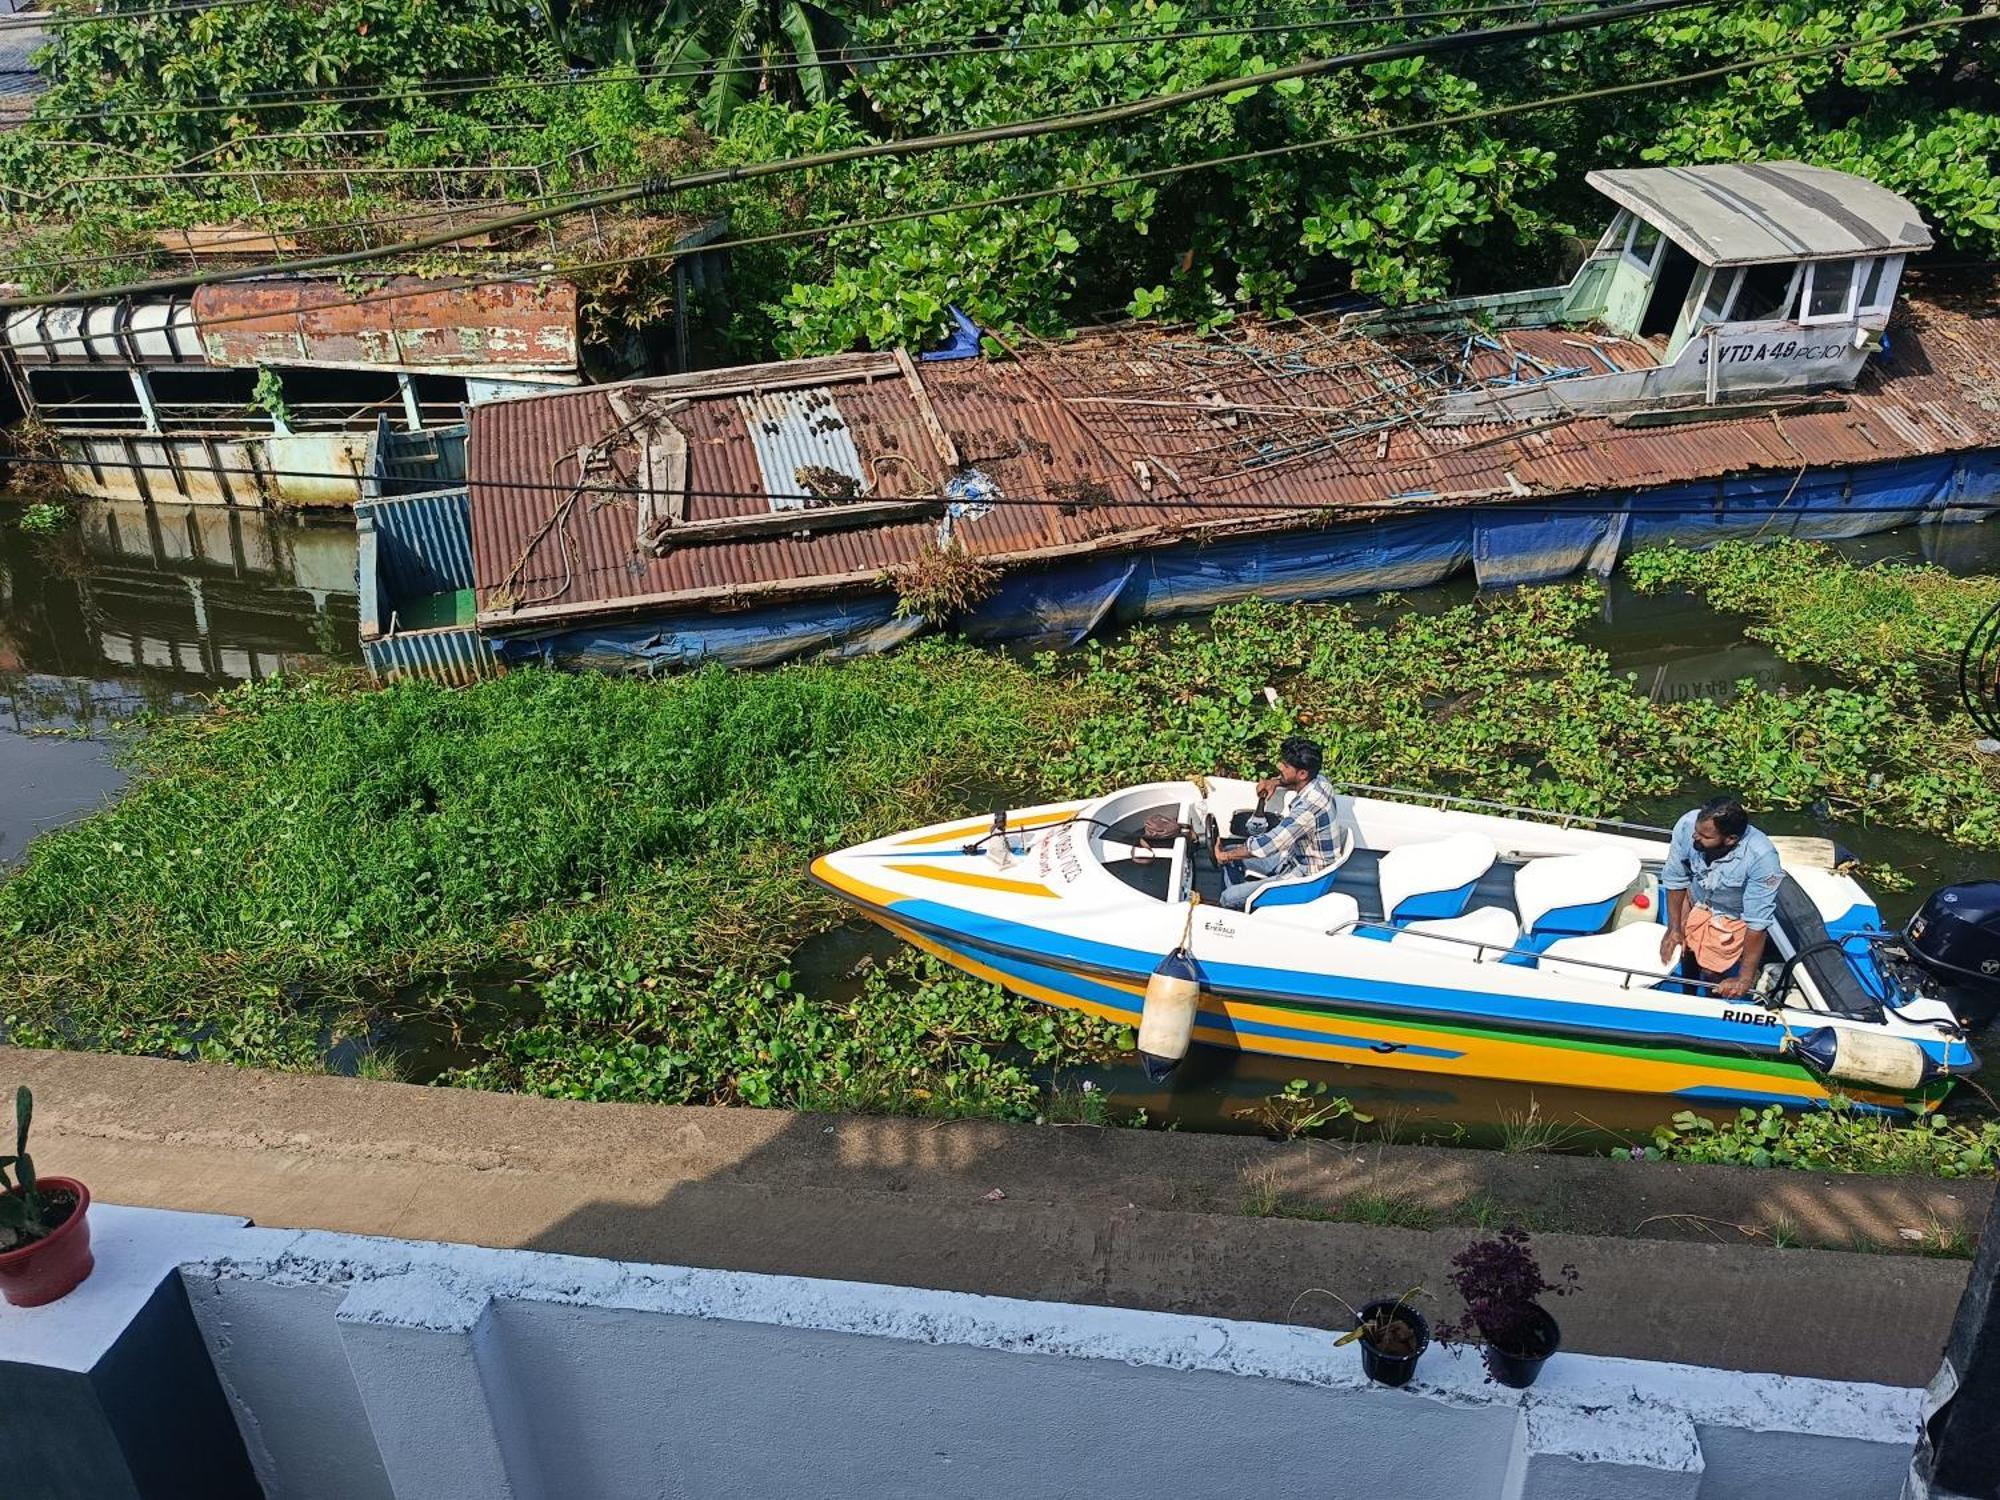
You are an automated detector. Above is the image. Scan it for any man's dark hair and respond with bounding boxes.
[1697,795,1749,839]
[1279,736,1324,777]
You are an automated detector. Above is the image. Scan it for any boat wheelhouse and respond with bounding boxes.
[1351,162,1934,420]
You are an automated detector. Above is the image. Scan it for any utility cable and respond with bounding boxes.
[4,7,1968,289]
[0,0,285,31]
[7,450,1997,522]
[106,12,1979,340]
[0,176,663,282]
[5,0,1649,121]
[0,0,1729,310]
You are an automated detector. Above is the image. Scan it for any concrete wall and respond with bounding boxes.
[2,1205,1922,1500]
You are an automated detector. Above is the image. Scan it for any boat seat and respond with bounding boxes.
[1391,905,1520,960]
[1242,832,1356,914]
[1372,833,1498,934]
[1539,924,1681,990]
[1252,890,1360,937]
[1514,847,1642,945]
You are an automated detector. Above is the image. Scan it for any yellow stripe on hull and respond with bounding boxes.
[880,864,1059,899]
[880,918,1903,1110]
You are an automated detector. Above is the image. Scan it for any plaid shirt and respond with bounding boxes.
[1245,776,1344,872]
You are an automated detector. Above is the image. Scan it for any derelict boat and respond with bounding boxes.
[812,780,1991,1114]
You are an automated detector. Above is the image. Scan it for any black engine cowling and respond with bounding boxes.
[1906,882,2000,1030]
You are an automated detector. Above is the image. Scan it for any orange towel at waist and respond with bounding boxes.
[1685,902,1746,975]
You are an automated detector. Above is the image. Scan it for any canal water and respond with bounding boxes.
[0,497,359,860]
[4,495,1998,1143]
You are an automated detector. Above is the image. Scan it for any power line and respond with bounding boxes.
[7,0,1637,124]
[0,0,1720,311]
[6,448,1996,522]
[0,0,1918,286]
[0,175,664,281]
[0,0,283,31]
[126,12,1982,340]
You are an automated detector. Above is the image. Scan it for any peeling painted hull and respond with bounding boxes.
[56,431,372,509]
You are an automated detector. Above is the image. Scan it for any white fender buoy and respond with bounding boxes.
[1790,1026,1938,1093]
[1139,898,1203,1080]
[1139,949,1200,1080]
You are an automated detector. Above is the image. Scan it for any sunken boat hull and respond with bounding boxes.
[352,166,1998,684]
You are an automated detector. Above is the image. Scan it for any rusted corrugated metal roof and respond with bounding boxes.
[468,281,2000,629]
[193,278,579,372]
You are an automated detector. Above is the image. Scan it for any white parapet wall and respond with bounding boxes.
[1,1204,1922,1500]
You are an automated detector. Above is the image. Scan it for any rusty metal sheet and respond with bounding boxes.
[466,283,2000,628]
[192,278,579,373]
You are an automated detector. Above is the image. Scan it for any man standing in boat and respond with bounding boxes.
[1660,795,1784,1000]
[1211,736,1345,911]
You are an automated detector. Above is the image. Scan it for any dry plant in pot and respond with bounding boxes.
[1293,1285,1433,1388]
[1337,1285,1432,1388]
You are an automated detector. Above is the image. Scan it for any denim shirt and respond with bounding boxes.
[1660,811,1784,932]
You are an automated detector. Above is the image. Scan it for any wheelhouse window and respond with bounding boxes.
[1623,217,1664,275]
[1729,262,1800,322]
[1802,258,1858,323]
[1696,266,1737,324]
[1857,254,1902,317]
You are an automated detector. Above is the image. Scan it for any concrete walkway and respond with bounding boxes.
[5,1048,1980,1386]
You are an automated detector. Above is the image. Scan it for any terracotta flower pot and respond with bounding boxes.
[0,1177,94,1308]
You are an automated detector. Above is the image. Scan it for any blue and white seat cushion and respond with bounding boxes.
[1511,847,1643,958]
[1242,827,1356,914]
[1539,924,1682,990]
[1369,833,1499,935]
[1390,905,1520,960]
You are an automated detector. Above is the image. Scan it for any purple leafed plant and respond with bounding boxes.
[1441,1226,1579,1355]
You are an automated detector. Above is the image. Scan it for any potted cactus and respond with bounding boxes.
[0,1087,94,1307]
[1441,1226,1577,1389]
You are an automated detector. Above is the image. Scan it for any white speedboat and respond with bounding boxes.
[814,780,1985,1113]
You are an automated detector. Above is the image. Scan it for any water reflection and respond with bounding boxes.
[0,496,359,858]
[2,498,359,695]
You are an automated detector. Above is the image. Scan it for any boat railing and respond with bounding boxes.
[1330,782,1670,839]
[1325,915,1732,996]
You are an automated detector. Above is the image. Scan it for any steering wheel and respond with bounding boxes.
[1200,813,1222,872]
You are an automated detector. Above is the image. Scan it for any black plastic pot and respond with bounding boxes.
[1355,1300,1430,1388]
[1481,1304,1561,1389]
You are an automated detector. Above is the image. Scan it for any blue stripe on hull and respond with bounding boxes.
[891,898,1974,1070]
[948,935,1464,1060]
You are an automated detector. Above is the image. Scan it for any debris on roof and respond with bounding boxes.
[466,282,2000,631]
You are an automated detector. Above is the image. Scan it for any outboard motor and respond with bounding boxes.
[1905,882,2000,1030]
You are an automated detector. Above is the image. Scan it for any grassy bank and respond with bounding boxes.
[4,550,1999,1162]
[0,649,1122,1115]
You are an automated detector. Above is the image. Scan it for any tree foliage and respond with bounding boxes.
[0,0,1993,356]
